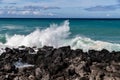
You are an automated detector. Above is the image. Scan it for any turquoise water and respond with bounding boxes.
[0,19,120,43]
[1,18,120,51]
[70,20,120,43]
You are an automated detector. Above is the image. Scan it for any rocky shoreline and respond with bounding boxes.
[0,46,120,80]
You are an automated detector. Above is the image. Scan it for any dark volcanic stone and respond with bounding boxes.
[0,46,120,80]
[68,68,76,76]
[3,63,16,73]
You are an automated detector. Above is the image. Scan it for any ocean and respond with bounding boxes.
[0,18,120,52]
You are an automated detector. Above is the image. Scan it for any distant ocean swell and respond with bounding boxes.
[0,20,120,52]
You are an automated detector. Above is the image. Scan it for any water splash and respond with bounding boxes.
[2,20,120,52]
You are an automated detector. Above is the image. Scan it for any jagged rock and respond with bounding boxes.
[5,47,13,54]
[35,68,42,79]
[41,74,50,80]
[0,46,120,80]
[28,75,35,80]
[3,63,16,73]
[0,76,5,80]
[56,76,65,80]
[18,76,29,80]
[13,76,19,80]
[68,68,76,76]
[80,77,89,80]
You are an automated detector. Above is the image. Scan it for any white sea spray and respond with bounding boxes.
[0,20,120,52]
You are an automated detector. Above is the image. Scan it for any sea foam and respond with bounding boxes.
[5,20,70,48]
[1,20,120,52]
[14,61,34,68]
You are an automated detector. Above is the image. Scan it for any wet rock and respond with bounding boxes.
[24,54,37,64]
[18,76,29,80]
[0,75,6,80]
[5,47,13,54]
[13,76,19,80]
[43,46,53,51]
[56,76,65,80]
[80,77,89,80]
[35,68,42,79]
[28,75,35,80]
[3,63,16,73]
[41,74,50,80]
[0,46,120,80]
[68,68,76,76]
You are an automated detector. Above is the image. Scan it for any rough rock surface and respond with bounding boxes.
[0,46,120,80]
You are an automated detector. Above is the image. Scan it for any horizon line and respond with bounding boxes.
[0,18,120,20]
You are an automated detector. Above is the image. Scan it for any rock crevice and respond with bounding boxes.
[0,46,120,80]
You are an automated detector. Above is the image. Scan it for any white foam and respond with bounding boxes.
[5,20,70,48]
[14,61,34,68]
[0,42,6,55]
[68,37,120,52]
[1,20,120,52]
[0,48,6,55]
[2,26,24,30]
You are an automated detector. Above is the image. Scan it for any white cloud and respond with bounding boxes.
[1,0,20,3]
[0,0,119,18]
[0,11,3,14]
[7,11,15,14]
[32,11,41,15]
[47,12,55,16]
[21,11,30,15]
[6,10,56,16]
[31,0,118,7]
[1,0,118,7]
[106,14,110,17]
[7,10,30,15]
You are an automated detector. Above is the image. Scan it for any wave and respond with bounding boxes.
[5,20,70,48]
[0,20,120,52]
[2,25,25,30]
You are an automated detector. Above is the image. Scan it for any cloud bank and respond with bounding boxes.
[85,5,120,11]
[0,0,120,18]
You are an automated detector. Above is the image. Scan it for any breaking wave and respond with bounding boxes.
[0,20,120,52]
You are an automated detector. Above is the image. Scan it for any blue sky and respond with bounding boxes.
[0,0,120,18]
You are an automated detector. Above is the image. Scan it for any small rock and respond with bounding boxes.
[28,75,35,80]
[3,63,15,72]
[35,68,42,79]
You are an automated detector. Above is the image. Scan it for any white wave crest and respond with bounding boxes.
[2,26,24,30]
[69,37,120,52]
[3,20,120,52]
[5,20,70,48]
